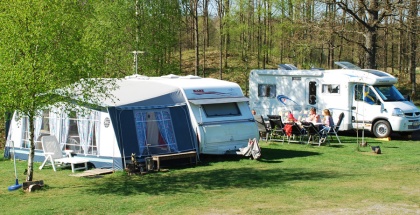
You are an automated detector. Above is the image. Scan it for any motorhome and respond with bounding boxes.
[249,62,420,138]
[5,74,258,170]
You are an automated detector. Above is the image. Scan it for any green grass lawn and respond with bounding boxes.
[1,135,419,215]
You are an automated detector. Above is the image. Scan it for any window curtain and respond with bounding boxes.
[134,109,178,156]
[33,110,43,145]
[133,111,148,156]
[21,117,29,148]
[94,111,100,155]
[59,111,69,150]
[77,110,94,155]
[155,111,178,152]
[49,107,60,144]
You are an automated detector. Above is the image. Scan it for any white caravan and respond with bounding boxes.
[153,74,259,154]
[5,74,258,169]
[249,62,420,138]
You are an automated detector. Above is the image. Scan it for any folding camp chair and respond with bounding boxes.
[39,136,89,173]
[254,115,271,141]
[284,122,304,144]
[267,116,286,143]
[328,112,344,144]
[302,122,320,145]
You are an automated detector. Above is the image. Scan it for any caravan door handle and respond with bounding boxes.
[352,106,356,110]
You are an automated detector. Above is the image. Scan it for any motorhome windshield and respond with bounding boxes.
[373,85,406,102]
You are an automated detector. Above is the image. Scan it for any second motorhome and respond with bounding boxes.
[249,62,420,138]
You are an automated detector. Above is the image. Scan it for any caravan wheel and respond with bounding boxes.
[373,120,391,138]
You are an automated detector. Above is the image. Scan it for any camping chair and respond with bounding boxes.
[328,112,344,144]
[254,115,271,141]
[39,136,89,173]
[267,115,286,143]
[302,122,320,145]
[285,122,304,144]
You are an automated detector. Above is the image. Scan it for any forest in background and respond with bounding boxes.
[0,0,418,148]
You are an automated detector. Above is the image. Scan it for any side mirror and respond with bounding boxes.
[381,103,387,113]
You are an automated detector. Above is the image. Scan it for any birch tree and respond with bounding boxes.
[0,1,116,181]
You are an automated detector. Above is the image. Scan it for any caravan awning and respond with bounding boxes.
[189,97,249,105]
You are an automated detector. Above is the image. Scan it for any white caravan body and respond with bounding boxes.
[249,62,420,138]
[5,75,258,170]
[152,74,259,154]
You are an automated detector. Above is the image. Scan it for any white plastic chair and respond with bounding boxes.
[39,136,89,173]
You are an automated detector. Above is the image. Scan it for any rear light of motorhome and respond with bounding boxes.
[392,108,404,117]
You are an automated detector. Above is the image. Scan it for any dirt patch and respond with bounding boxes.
[303,203,420,215]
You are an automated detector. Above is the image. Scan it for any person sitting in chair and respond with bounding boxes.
[319,109,334,143]
[306,107,321,124]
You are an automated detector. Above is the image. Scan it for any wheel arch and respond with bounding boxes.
[370,117,392,133]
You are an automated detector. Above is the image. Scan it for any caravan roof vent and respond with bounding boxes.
[334,61,361,70]
[278,64,298,70]
[125,74,149,80]
[161,74,180,79]
[180,75,201,79]
[362,69,391,77]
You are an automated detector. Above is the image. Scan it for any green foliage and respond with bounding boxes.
[0,1,122,180]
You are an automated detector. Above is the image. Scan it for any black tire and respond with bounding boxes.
[372,120,391,138]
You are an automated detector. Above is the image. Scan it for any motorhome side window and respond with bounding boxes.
[354,84,379,104]
[202,103,240,117]
[322,84,340,94]
[354,84,364,101]
[258,84,276,98]
[308,81,317,105]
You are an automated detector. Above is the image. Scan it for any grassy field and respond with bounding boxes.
[0,134,419,215]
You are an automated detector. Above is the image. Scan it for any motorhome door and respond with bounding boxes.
[351,84,382,131]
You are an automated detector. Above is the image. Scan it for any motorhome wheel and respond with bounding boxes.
[373,120,391,138]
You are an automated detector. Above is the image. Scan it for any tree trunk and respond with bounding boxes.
[365,27,377,69]
[224,0,230,69]
[408,0,417,100]
[202,0,209,77]
[218,0,223,79]
[26,114,35,182]
[193,0,199,76]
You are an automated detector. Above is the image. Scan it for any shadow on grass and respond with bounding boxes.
[198,148,321,165]
[261,148,320,160]
[82,167,344,196]
[327,145,345,148]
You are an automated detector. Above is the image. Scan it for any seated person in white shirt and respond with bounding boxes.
[306,107,321,124]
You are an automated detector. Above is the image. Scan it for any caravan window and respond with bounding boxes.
[258,84,276,98]
[322,84,340,94]
[202,103,240,117]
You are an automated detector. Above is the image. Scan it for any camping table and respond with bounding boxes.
[152,151,197,171]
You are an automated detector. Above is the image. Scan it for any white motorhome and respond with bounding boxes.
[249,62,420,138]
